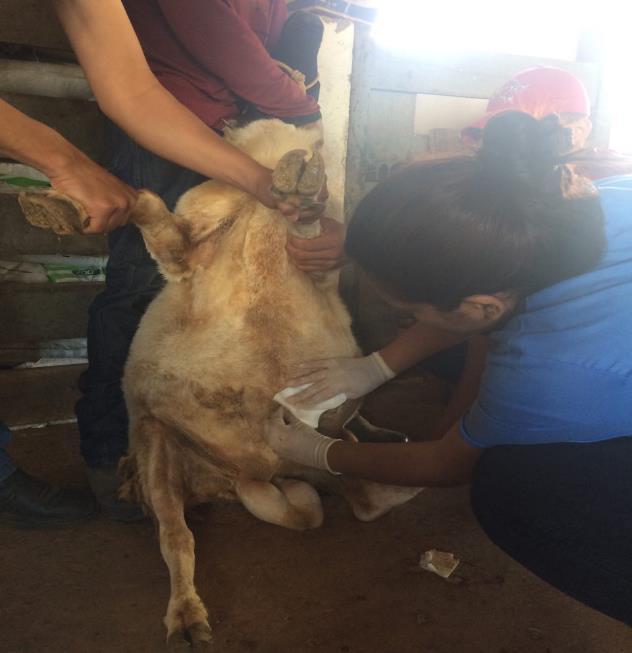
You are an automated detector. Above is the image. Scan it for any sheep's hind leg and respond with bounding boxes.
[236,478,323,530]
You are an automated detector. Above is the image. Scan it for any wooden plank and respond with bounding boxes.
[0,365,85,427]
[0,281,103,345]
[0,195,107,257]
[0,1,71,52]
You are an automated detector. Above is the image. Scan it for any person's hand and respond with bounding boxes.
[286,216,346,272]
[286,352,396,407]
[264,409,341,473]
[48,153,137,234]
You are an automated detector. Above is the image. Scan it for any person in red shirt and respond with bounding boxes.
[78,1,344,520]
[123,0,322,129]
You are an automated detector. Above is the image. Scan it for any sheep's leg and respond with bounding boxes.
[272,148,326,209]
[129,190,191,281]
[341,478,423,522]
[236,477,323,530]
[19,190,89,235]
[141,419,212,651]
[18,189,192,280]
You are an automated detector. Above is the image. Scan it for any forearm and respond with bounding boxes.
[327,432,478,487]
[99,82,267,193]
[0,99,86,177]
[54,0,268,195]
[379,322,468,375]
[430,336,488,438]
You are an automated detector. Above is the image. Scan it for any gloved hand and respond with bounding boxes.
[264,410,341,474]
[286,352,395,407]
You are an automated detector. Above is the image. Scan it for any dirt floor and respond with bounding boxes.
[1,369,631,653]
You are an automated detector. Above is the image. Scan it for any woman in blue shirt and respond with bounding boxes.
[265,111,632,624]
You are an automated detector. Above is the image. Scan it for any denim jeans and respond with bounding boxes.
[76,121,205,468]
[0,423,16,482]
[471,435,632,625]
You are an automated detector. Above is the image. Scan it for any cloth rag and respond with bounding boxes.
[273,384,346,428]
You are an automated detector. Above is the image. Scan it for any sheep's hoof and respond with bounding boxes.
[272,149,325,199]
[18,190,87,235]
[297,152,325,197]
[272,149,308,194]
[166,630,191,651]
[166,622,213,651]
[189,622,213,650]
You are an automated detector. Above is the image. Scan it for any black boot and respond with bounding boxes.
[0,468,97,528]
[87,465,145,523]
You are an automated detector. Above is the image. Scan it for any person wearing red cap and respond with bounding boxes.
[462,66,632,180]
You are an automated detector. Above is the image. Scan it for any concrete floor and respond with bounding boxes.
[1,370,630,653]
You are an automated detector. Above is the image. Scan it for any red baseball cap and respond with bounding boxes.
[462,67,591,145]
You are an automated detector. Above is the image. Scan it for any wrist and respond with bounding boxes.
[42,140,86,181]
[224,150,271,199]
[322,438,343,475]
[369,351,396,383]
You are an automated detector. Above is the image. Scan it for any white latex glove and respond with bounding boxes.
[286,352,395,407]
[265,410,341,474]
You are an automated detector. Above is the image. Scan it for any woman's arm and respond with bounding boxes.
[379,321,469,374]
[286,322,468,406]
[429,335,488,438]
[53,0,277,206]
[0,98,135,233]
[265,414,482,487]
[328,422,482,486]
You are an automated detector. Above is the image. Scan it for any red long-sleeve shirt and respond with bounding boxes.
[123,0,321,131]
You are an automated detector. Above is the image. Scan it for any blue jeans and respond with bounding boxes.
[0,423,16,482]
[76,121,205,468]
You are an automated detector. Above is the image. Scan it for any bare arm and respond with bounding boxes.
[430,336,488,438]
[0,98,135,233]
[379,321,468,374]
[286,321,469,406]
[327,422,482,486]
[53,0,278,205]
[265,413,482,487]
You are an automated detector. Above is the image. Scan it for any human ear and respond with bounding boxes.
[571,116,592,150]
[460,294,513,326]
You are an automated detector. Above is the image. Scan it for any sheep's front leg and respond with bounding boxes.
[143,421,212,651]
[155,498,212,651]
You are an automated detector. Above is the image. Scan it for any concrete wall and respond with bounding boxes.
[345,25,604,215]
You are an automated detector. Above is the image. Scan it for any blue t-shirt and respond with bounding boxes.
[461,175,632,448]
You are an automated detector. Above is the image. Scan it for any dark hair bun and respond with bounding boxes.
[479,111,572,192]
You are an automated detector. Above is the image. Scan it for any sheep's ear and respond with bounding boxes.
[18,190,88,235]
